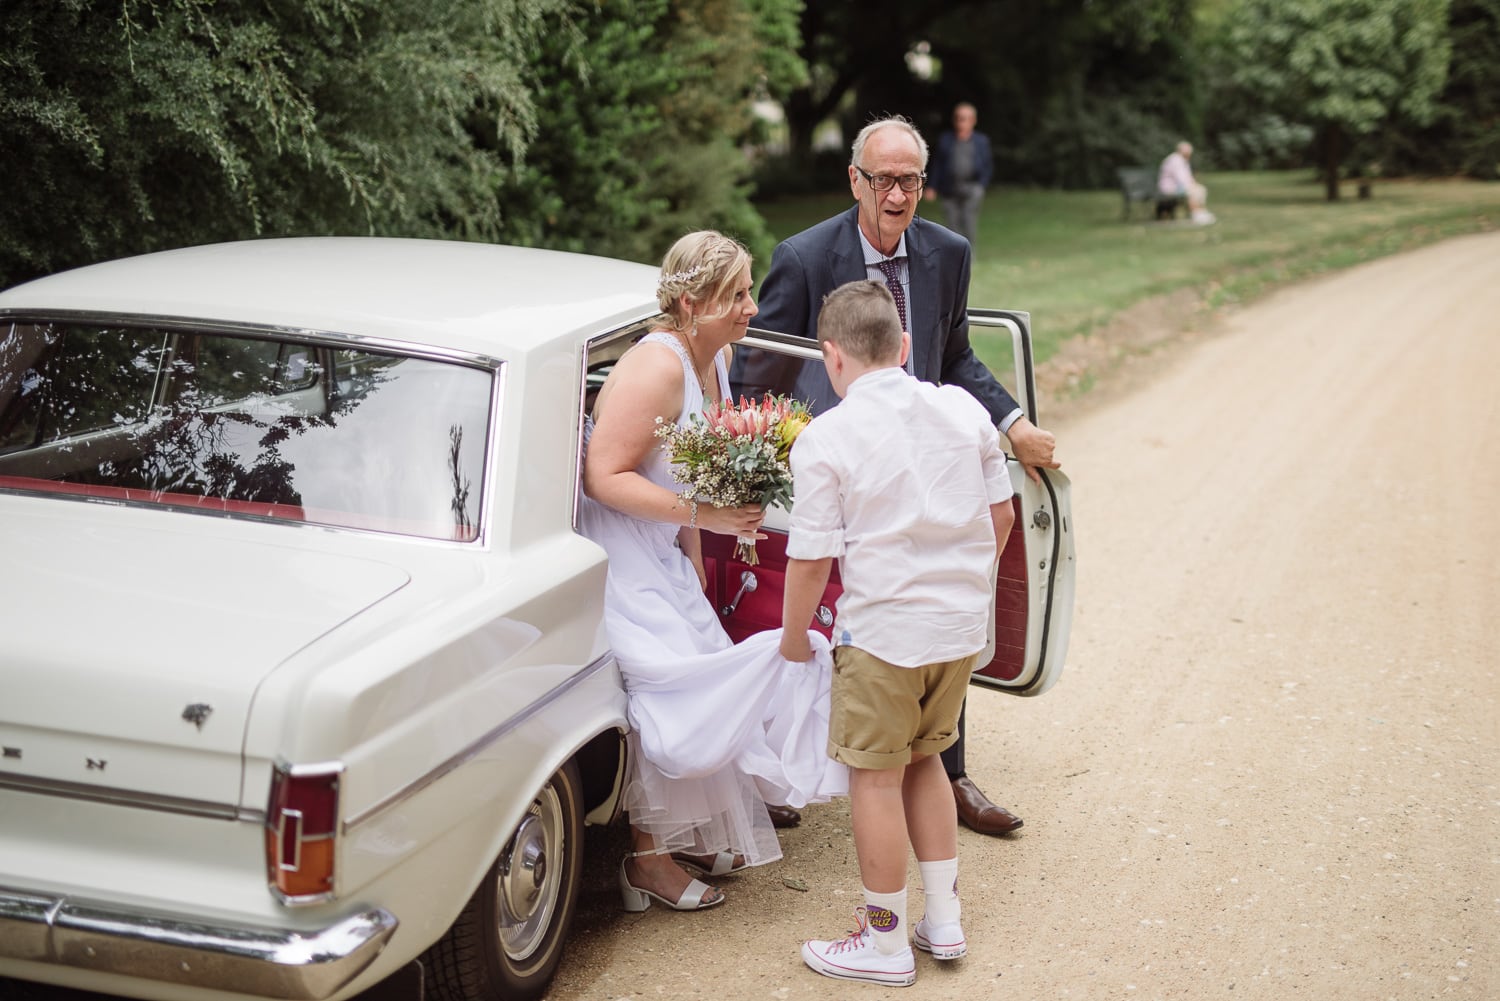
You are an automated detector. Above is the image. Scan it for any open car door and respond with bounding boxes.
[705,308,1073,696]
[578,308,1073,696]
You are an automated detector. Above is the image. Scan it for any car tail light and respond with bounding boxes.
[265,760,343,903]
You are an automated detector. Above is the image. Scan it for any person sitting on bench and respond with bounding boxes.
[1158,142,1214,225]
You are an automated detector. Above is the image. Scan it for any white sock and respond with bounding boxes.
[918,858,962,926]
[862,886,908,955]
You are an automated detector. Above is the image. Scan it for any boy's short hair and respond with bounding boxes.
[817,280,903,365]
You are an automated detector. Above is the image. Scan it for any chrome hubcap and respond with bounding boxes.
[496,784,563,962]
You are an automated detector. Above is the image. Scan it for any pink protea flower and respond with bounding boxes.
[657,392,812,565]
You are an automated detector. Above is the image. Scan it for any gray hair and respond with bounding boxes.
[850,115,930,170]
[817,280,903,364]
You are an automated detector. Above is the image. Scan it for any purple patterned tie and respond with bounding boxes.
[875,257,908,330]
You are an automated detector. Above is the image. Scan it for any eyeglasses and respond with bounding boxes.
[855,166,926,192]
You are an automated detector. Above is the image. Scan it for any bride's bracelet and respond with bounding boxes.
[688,498,698,529]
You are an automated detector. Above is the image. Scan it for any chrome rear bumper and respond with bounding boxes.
[0,885,396,1000]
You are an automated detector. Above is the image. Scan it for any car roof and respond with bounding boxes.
[0,238,661,358]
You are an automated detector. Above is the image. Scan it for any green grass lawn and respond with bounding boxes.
[755,171,1500,378]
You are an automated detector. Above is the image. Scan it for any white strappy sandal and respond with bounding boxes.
[618,853,724,912]
[669,851,747,878]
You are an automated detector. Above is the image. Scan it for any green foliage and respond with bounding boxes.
[1361,0,1500,178]
[743,0,810,100]
[1441,0,1500,177]
[1210,0,1451,197]
[764,0,1202,191]
[1209,114,1316,170]
[0,0,576,289]
[935,0,1203,188]
[493,0,802,268]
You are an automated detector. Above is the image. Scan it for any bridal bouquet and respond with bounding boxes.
[655,394,812,565]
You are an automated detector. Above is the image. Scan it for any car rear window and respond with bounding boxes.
[0,322,491,541]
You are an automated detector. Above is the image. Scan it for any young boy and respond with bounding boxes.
[779,280,1015,987]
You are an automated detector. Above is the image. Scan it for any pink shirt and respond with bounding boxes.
[1159,151,1194,196]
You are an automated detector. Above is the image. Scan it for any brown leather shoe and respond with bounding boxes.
[951,776,1023,835]
[766,803,801,828]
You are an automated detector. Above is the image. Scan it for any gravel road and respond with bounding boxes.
[548,230,1500,1001]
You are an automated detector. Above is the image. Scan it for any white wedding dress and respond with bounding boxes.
[578,331,847,867]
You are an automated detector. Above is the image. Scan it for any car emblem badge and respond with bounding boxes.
[183,703,214,730]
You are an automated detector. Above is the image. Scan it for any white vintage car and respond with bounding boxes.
[0,238,1073,1001]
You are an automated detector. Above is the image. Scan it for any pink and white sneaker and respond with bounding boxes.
[801,906,916,987]
[912,916,967,960]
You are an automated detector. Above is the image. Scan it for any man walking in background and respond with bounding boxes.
[925,103,993,248]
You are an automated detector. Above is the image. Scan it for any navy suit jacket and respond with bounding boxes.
[930,130,994,196]
[735,206,1020,422]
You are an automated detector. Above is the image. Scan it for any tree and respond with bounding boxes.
[1214,0,1451,200]
[923,0,1201,188]
[0,0,577,290]
[492,0,806,266]
[769,0,1200,190]
[777,1,960,176]
[1364,0,1500,178]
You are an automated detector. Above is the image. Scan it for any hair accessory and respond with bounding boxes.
[658,264,705,295]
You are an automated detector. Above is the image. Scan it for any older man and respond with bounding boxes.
[735,115,1059,836]
[1158,141,1214,224]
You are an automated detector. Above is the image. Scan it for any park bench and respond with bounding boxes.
[1116,166,1183,221]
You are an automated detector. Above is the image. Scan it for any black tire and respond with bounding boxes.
[423,759,585,1001]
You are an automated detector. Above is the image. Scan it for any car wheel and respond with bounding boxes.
[424,759,585,1001]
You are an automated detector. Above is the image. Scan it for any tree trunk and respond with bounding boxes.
[782,90,819,174]
[1323,123,1343,201]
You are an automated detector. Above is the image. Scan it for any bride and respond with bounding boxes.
[579,231,847,911]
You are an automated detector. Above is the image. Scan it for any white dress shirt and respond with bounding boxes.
[786,366,1014,667]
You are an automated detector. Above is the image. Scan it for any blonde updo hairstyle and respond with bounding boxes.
[654,230,753,334]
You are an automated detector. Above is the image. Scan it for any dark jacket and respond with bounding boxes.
[930,130,994,197]
[731,206,1019,422]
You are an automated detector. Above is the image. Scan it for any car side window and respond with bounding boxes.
[0,324,165,450]
[728,331,826,409]
[0,321,492,540]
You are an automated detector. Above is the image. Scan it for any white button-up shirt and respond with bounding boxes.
[786,366,1014,667]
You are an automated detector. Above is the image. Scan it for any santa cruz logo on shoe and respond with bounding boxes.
[866,907,899,932]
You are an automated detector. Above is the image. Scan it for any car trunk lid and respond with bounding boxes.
[0,502,409,809]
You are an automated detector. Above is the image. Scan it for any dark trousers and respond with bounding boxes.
[941,183,985,247]
[941,701,967,779]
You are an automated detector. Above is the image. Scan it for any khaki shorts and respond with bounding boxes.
[828,646,980,770]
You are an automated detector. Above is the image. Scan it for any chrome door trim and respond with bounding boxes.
[0,771,260,823]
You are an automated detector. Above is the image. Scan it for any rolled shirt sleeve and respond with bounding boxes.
[785,427,846,560]
[976,406,1015,504]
